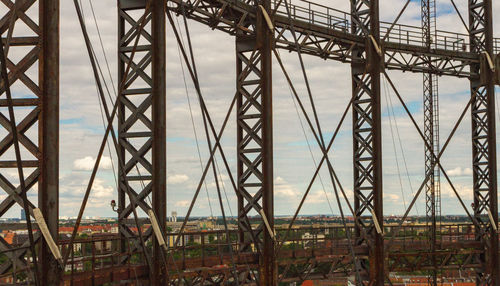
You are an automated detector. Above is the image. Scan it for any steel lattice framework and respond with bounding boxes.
[236,0,275,283]
[117,0,166,282]
[0,0,59,284]
[422,0,440,284]
[468,0,498,284]
[0,0,499,285]
[350,0,383,284]
[117,0,154,260]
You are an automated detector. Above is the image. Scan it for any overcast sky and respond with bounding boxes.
[1,0,500,219]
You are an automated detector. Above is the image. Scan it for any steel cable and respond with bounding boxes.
[382,75,408,211]
[170,6,244,284]
[383,76,420,216]
[173,14,215,222]
[63,0,156,277]
[84,1,185,282]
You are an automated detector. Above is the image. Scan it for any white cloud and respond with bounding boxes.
[58,176,115,213]
[91,179,114,199]
[73,156,113,171]
[0,0,492,218]
[275,176,286,184]
[441,184,473,201]
[206,173,230,188]
[168,174,189,184]
[384,193,400,203]
[446,167,473,176]
[275,176,301,200]
[307,190,332,204]
[175,200,191,207]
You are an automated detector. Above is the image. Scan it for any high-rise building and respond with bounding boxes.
[171,211,177,223]
[20,209,26,220]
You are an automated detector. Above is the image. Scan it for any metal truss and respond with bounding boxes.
[168,0,480,78]
[56,226,494,285]
[236,0,274,284]
[0,0,498,284]
[278,255,353,283]
[236,36,264,252]
[117,0,166,283]
[170,265,256,285]
[422,0,440,284]
[277,245,484,284]
[350,0,383,285]
[388,250,481,273]
[0,0,59,284]
[468,0,498,285]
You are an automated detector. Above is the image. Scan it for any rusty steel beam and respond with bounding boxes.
[0,0,59,284]
[54,225,492,284]
[260,0,274,283]
[117,0,166,282]
[117,0,156,264]
[236,36,265,254]
[151,0,166,284]
[351,0,383,284]
[39,0,60,284]
[117,0,127,257]
[236,0,275,284]
[421,0,440,284]
[168,0,481,78]
[468,0,498,285]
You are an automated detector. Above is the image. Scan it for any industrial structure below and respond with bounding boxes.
[0,0,499,285]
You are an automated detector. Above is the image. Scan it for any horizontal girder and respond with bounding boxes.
[167,0,486,78]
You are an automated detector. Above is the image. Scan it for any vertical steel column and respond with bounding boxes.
[260,0,274,282]
[117,2,127,255]
[151,0,166,284]
[236,41,246,250]
[0,0,59,284]
[39,0,60,284]
[468,0,498,284]
[236,0,274,284]
[117,0,163,277]
[350,0,383,284]
[421,0,440,284]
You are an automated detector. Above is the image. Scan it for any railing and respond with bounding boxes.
[495,38,500,54]
[272,0,350,32]
[272,0,500,54]
[58,234,147,285]
[0,223,484,284]
[274,223,477,255]
[57,223,479,270]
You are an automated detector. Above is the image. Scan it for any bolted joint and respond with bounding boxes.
[258,5,274,32]
[495,54,500,85]
[480,52,496,85]
[366,35,385,71]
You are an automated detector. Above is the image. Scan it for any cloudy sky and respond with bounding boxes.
[1,0,500,219]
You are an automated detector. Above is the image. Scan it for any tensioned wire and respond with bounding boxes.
[68,0,162,279]
[173,14,216,221]
[383,77,420,216]
[173,16,252,279]
[274,49,335,216]
[171,5,247,283]
[76,1,143,284]
[79,1,185,282]
[174,13,235,219]
[383,74,408,211]
[79,0,118,192]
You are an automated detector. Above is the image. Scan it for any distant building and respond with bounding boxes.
[20,209,26,220]
[170,211,178,222]
[301,232,325,248]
